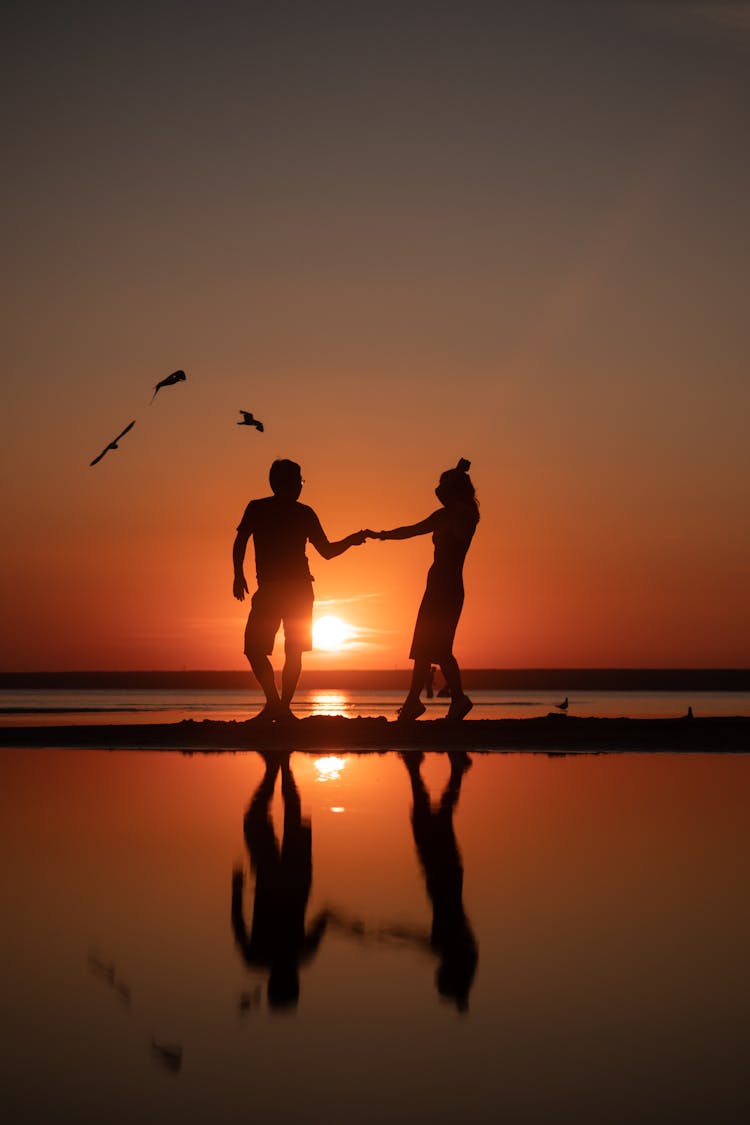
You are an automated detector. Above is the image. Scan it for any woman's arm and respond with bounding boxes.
[377,511,440,540]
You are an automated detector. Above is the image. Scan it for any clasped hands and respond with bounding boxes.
[350,529,387,545]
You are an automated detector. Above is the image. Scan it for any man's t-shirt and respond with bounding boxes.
[237,496,324,584]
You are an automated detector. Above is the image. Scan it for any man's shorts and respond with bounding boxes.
[244,579,314,656]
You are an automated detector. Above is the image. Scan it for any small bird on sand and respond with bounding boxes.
[89,420,136,466]
[684,705,694,719]
[237,410,264,431]
[150,369,186,403]
[556,697,569,711]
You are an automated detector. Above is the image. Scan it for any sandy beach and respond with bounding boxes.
[2,713,748,752]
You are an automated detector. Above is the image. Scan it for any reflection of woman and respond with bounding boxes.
[403,751,478,1010]
[373,458,479,721]
[326,751,478,1010]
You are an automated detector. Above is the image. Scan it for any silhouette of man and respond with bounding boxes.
[231,753,328,1009]
[232,459,366,720]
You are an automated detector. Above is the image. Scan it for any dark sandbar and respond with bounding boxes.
[1,715,748,753]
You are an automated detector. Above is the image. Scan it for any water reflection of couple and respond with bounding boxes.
[231,750,477,1012]
[232,458,479,722]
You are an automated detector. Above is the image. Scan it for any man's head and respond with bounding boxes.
[269,459,303,501]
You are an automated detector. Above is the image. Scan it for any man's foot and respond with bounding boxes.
[251,701,283,723]
[398,750,425,770]
[445,694,473,721]
[276,705,300,723]
[396,699,426,723]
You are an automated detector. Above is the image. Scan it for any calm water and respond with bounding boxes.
[1,747,749,1124]
[1,686,749,725]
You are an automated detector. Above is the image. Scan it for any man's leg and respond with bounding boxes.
[280,645,303,713]
[248,650,281,710]
[277,583,312,718]
[245,586,282,718]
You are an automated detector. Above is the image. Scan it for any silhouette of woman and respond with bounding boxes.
[372,458,479,721]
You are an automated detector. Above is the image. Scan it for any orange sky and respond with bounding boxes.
[2,2,749,671]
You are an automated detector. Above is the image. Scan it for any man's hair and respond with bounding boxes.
[269,459,302,495]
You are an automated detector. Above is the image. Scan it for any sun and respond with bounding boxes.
[313,614,354,652]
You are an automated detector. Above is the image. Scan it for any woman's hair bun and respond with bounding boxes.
[455,458,471,473]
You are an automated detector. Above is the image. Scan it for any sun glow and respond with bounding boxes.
[313,614,354,651]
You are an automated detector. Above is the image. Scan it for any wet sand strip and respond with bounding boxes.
[1,714,748,752]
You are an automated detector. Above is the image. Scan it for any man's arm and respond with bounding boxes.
[308,513,367,560]
[233,528,250,600]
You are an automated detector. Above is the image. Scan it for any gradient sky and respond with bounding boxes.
[2,0,749,671]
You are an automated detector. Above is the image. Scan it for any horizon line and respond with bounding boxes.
[2,668,749,691]
[2,666,750,674]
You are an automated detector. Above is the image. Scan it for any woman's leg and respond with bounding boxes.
[398,659,430,721]
[439,655,462,697]
[408,659,430,700]
[440,656,473,720]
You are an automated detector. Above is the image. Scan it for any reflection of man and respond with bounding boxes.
[402,751,478,1010]
[232,459,365,721]
[231,753,328,1010]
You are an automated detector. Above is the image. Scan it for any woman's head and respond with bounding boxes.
[435,458,478,513]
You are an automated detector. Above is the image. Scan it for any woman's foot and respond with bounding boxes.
[396,699,426,723]
[445,694,473,721]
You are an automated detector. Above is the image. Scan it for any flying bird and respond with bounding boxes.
[150,369,186,403]
[89,420,136,466]
[237,410,264,432]
[556,696,569,711]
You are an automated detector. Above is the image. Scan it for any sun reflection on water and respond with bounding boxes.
[309,691,349,717]
[313,755,347,782]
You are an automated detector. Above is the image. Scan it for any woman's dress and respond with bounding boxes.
[409,507,477,663]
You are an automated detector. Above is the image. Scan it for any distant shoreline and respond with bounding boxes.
[1,669,749,691]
